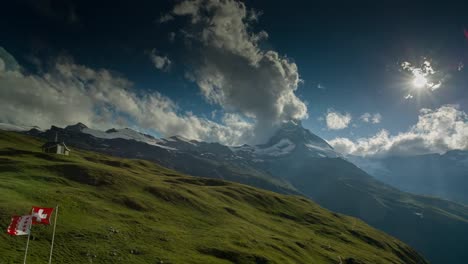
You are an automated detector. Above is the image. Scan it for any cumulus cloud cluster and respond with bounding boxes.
[0,48,253,145]
[329,105,468,157]
[148,49,171,71]
[360,113,381,124]
[325,110,352,130]
[167,0,308,141]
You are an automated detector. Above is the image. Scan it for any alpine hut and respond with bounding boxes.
[41,133,70,155]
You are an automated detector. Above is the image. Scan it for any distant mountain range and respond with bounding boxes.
[3,121,468,264]
[349,150,468,204]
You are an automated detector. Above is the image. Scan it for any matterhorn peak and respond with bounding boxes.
[263,120,333,151]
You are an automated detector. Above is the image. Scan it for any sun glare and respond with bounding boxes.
[412,75,428,88]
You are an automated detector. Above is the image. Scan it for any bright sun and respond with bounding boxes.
[412,75,428,88]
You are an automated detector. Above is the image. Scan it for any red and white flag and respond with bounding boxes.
[31,206,54,225]
[7,215,32,236]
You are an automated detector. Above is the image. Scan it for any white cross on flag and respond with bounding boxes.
[31,206,54,225]
[7,215,32,236]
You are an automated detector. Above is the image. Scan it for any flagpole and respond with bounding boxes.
[48,205,59,264]
[23,223,31,264]
[23,216,32,264]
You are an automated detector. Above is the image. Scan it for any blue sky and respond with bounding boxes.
[1,0,468,155]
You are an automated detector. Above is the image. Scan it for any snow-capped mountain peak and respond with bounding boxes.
[230,121,339,158]
[265,121,332,149]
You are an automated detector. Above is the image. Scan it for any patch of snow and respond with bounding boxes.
[151,143,177,151]
[173,135,190,141]
[254,139,296,157]
[305,142,340,158]
[82,128,176,150]
[230,144,255,153]
[169,135,198,145]
[414,212,424,218]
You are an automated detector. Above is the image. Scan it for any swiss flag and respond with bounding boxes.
[31,206,54,225]
[7,215,32,236]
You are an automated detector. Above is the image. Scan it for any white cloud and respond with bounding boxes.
[0,48,253,145]
[158,13,174,23]
[326,110,352,130]
[168,0,308,142]
[372,113,382,124]
[360,113,381,124]
[329,105,468,157]
[401,60,443,91]
[404,94,413,100]
[360,113,371,123]
[148,49,171,71]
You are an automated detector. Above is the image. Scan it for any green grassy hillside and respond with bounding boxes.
[0,131,426,264]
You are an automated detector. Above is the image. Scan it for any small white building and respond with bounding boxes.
[41,133,70,155]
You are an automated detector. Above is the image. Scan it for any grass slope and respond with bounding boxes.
[0,132,426,264]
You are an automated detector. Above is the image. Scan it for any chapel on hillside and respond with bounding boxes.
[41,133,70,156]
